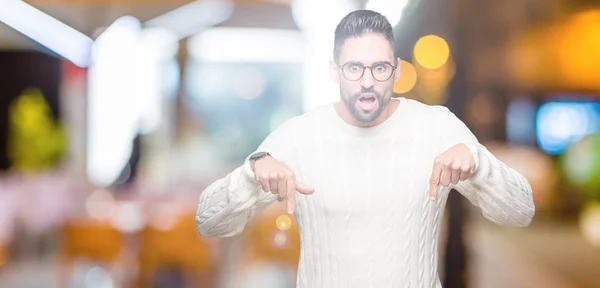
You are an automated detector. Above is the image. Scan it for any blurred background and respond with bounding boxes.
[1,0,600,287]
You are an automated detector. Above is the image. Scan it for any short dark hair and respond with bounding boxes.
[333,10,395,64]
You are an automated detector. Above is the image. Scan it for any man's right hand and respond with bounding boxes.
[253,156,314,214]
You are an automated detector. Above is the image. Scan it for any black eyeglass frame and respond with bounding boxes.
[337,61,398,82]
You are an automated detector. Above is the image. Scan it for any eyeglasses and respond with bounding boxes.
[339,61,397,82]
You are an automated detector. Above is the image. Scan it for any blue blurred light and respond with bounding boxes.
[536,101,600,155]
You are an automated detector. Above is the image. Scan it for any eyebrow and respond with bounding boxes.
[341,60,393,66]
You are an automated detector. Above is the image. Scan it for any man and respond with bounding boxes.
[196,10,534,288]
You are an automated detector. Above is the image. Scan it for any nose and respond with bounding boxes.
[361,67,375,88]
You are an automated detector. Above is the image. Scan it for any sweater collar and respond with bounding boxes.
[330,97,406,138]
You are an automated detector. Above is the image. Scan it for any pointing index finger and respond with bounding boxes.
[286,177,296,214]
[287,187,296,215]
[429,161,443,200]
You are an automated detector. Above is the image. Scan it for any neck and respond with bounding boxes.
[334,98,400,128]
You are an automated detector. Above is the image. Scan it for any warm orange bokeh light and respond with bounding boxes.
[393,60,417,94]
[507,9,600,92]
[413,35,450,70]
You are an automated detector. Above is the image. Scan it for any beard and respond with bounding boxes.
[341,87,391,123]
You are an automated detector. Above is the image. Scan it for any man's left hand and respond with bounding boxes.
[428,143,475,200]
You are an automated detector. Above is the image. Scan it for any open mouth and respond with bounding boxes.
[359,97,376,103]
[357,95,378,110]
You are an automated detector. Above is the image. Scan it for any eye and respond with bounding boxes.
[373,64,388,73]
[347,64,362,73]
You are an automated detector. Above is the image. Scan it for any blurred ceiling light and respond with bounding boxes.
[92,16,141,59]
[138,27,179,61]
[88,17,179,187]
[0,0,93,67]
[413,34,450,70]
[145,0,233,40]
[291,0,357,34]
[87,16,142,187]
[135,28,177,135]
[188,28,305,63]
[365,0,410,27]
[393,60,417,94]
[291,0,358,111]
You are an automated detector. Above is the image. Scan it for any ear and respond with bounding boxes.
[393,57,401,82]
[329,60,340,83]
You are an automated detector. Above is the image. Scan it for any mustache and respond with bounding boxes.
[353,87,380,99]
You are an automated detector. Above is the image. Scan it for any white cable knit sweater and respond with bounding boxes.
[196,98,535,288]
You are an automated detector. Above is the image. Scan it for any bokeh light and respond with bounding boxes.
[393,60,417,94]
[148,202,181,231]
[561,134,600,193]
[85,189,116,220]
[536,101,600,155]
[413,35,450,70]
[275,214,292,231]
[580,202,600,247]
[109,201,145,233]
[270,230,290,249]
[414,56,455,86]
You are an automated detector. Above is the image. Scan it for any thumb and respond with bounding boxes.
[295,181,315,195]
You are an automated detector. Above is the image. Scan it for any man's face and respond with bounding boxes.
[330,33,400,124]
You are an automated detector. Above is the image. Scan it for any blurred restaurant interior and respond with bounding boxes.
[1,0,600,287]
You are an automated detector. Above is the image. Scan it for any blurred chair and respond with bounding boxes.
[59,220,124,287]
[136,212,214,288]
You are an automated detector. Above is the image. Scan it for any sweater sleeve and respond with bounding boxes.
[195,118,298,237]
[439,107,535,227]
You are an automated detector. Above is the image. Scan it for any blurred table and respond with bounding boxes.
[467,218,600,288]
